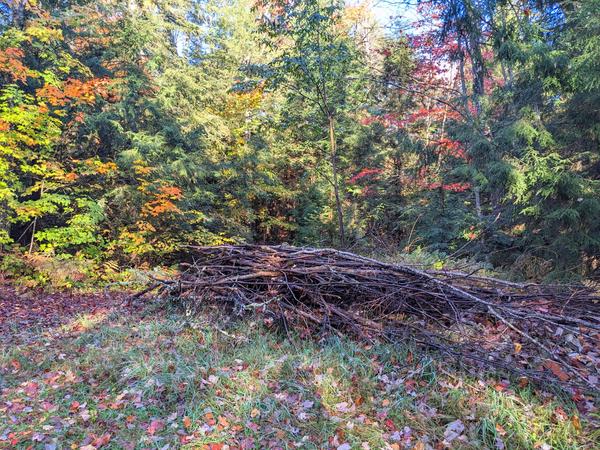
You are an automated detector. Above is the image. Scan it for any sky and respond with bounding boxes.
[369,0,419,33]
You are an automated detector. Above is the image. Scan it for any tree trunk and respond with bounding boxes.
[328,115,345,246]
[28,180,44,254]
[474,186,482,219]
[0,202,9,250]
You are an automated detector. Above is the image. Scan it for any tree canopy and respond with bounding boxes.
[1,0,599,281]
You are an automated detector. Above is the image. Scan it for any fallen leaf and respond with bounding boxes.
[384,418,396,431]
[24,381,39,397]
[147,419,165,435]
[205,412,216,426]
[218,415,229,428]
[514,342,522,353]
[571,415,581,431]
[183,416,192,429]
[554,406,568,421]
[92,434,111,447]
[444,419,465,443]
[544,360,570,382]
[250,408,260,418]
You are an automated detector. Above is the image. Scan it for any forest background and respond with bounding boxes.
[1,0,599,286]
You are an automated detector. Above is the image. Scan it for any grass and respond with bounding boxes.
[0,302,596,449]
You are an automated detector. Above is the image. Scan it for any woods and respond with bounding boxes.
[0,0,598,281]
[1,1,600,448]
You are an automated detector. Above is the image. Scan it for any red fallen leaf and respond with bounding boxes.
[207,444,223,450]
[24,381,39,397]
[147,419,165,435]
[70,401,81,411]
[183,416,192,429]
[384,418,397,431]
[544,360,570,382]
[8,432,19,446]
[10,359,20,371]
[92,433,112,447]
[495,380,509,392]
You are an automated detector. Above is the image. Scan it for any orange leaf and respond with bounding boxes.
[514,342,522,353]
[218,415,229,428]
[544,360,570,382]
[183,416,192,429]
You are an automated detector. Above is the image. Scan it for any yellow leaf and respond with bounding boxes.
[514,342,522,353]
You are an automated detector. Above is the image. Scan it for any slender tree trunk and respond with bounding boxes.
[11,0,29,29]
[28,180,44,254]
[0,201,9,250]
[328,115,345,246]
[474,186,482,219]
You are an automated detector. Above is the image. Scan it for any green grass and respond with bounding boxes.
[0,303,596,449]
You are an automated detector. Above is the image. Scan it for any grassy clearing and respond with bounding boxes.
[0,302,596,449]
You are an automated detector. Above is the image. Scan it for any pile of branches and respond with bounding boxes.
[142,244,600,390]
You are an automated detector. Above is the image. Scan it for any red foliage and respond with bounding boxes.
[349,168,383,184]
[426,181,471,192]
[433,138,469,161]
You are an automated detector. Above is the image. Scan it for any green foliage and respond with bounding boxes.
[0,0,599,280]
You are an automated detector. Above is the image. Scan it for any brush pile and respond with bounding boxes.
[143,244,600,390]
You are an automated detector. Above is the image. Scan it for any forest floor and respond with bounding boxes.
[0,283,598,449]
